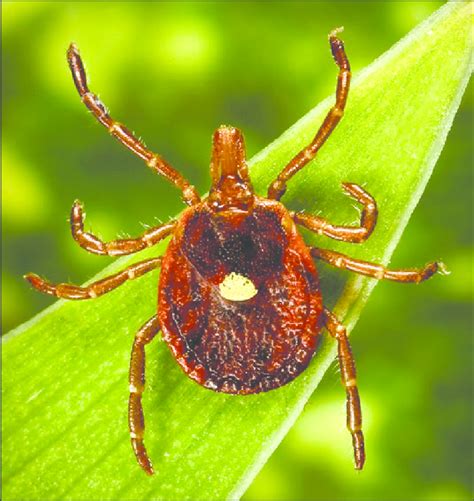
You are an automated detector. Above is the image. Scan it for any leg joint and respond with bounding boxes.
[345,378,357,388]
[129,383,144,394]
[335,324,346,336]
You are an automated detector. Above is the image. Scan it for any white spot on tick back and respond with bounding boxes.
[219,272,258,302]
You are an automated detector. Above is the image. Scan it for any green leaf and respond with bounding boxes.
[3,3,471,500]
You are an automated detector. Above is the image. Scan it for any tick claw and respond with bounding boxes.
[437,261,451,275]
[68,42,80,55]
[145,465,155,476]
[24,272,41,286]
[329,26,344,39]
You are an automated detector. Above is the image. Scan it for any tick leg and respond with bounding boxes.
[24,257,161,299]
[293,183,377,243]
[323,308,365,469]
[66,44,200,206]
[71,200,176,256]
[268,28,351,200]
[311,248,447,283]
[129,314,160,475]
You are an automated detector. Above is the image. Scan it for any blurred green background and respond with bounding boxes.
[2,2,472,500]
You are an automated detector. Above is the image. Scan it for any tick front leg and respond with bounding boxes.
[312,248,447,283]
[71,201,176,256]
[268,28,351,200]
[24,258,161,299]
[323,308,365,470]
[293,183,377,243]
[67,44,200,206]
[129,314,160,475]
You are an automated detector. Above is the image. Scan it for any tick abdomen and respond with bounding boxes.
[159,199,323,394]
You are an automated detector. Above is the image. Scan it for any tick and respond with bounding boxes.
[25,28,446,475]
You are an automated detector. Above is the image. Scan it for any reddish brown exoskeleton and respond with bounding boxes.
[25,28,446,475]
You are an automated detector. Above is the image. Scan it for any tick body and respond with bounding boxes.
[25,28,446,476]
[159,188,323,395]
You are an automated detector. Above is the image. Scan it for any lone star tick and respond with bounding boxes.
[25,28,447,475]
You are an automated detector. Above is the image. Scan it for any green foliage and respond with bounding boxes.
[2,3,471,500]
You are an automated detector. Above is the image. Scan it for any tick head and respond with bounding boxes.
[208,126,254,215]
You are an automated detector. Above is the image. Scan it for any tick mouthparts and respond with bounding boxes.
[211,126,249,181]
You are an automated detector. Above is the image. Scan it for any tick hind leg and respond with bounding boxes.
[323,308,365,469]
[268,28,351,200]
[293,183,377,243]
[24,257,161,299]
[312,248,447,283]
[129,314,161,475]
